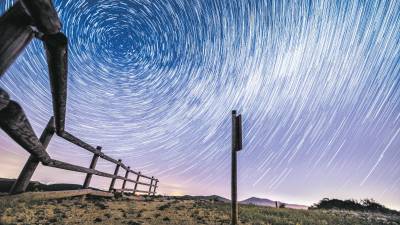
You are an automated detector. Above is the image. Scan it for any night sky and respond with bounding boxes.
[1,0,399,209]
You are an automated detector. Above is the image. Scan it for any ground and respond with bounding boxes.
[0,195,399,225]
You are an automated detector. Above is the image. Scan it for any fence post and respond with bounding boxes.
[109,159,121,192]
[83,146,101,189]
[9,117,55,194]
[133,172,141,195]
[121,166,130,193]
[153,179,158,196]
[148,176,154,195]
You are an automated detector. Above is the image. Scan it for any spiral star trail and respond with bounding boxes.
[1,0,400,209]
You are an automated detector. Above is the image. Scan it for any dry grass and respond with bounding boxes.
[0,195,399,225]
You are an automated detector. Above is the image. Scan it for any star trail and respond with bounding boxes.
[0,0,399,209]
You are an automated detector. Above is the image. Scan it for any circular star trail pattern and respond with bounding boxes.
[1,0,400,207]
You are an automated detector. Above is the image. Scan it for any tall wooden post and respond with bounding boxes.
[231,110,242,225]
[83,146,101,188]
[133,172,141,195]
[9,117,55,194]
[121,166,130,193]
[153,179,158,196]
[109,159,121,192]
[148,176,154,196]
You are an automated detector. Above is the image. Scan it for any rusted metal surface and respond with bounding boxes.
[9,117,56,194]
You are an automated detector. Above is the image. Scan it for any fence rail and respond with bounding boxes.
[8,116,158,196]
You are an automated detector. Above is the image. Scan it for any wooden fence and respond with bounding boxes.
[8,116,158,196]
[0,0,158,198]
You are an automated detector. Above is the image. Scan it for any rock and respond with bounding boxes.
[95,202,108,209]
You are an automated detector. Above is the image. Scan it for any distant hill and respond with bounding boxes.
[173,195,308,210]
[240,197,308,210]
[240,197,276,207]
[0,178,82,193]
[174,195,230,203]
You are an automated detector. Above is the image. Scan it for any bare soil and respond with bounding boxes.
[0,195,399,225]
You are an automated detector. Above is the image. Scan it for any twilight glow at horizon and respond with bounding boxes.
[0,0,399,209]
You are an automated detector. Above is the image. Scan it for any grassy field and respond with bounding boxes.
[0,195,399,225]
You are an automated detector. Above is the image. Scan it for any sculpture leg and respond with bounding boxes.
[43,32,68,134]
[9,117,55,194]
[0,1,34,76]
[0,99,51,164]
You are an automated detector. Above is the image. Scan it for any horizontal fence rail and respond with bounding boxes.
[8,116,158,196]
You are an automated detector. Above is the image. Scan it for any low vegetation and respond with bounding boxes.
[0,195,399,224]
[310,198,400,215]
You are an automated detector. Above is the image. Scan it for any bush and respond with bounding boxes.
[157,203,171,211]
[310,198,399,215]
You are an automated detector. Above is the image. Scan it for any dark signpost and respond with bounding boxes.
[231,110,243,225]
